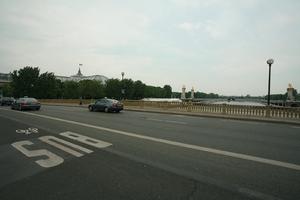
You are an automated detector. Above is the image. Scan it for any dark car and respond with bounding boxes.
[88,98,123,113]
[11,97,41,111]
[0,97,15,106]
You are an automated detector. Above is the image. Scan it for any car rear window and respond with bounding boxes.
[25,98,38,102]
[109,99,119,103]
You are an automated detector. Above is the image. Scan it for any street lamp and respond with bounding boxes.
[266,59,274,106]
[121,72,125,100]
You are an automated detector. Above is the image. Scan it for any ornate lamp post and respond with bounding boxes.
[266,59,274,106]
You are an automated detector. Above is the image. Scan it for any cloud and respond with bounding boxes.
[1,0,300,95]
[177,22,201,32]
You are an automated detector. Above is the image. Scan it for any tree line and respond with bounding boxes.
[3,66,298,100]
[1,66,173,100]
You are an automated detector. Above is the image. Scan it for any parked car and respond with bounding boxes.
[0,97,15,106]
[11,97,41,111]
[88,98,123,113]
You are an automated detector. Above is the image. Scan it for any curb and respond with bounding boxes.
[42,103,300,126]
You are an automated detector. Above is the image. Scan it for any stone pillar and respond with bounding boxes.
[181,85,186,99]
[287,83,295,101]
[191,87,195,99]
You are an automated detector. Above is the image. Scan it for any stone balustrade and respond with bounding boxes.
[38,99,300,120]
[123,100,300,120]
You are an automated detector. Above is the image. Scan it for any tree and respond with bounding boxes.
[35,72,58,99]
[163,85,172,98]
[1,83,13,97]
[10,66,40,97]
[293,89,298,98]
[55,79,64,99]
[105,79,122,99]
[133,80,146,99]
[144,85,165,98]
[62,81,79,99]
[78,80,105,99]
[121,79,134,99]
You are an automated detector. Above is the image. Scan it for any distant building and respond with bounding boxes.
[0,68,109,85]
[55,68,108,83]
[0,73,11,87]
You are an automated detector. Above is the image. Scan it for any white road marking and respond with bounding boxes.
[3,108,300,171]
[60,131,112,148]
[16,128,39,135]
[11,140,64,168]
[147,118,187,125]
[39,135,93,157]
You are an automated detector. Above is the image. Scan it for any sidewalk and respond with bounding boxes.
[42,103,300,126]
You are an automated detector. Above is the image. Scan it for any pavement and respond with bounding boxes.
[0,105,300,200]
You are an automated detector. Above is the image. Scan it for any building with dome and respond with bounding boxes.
[55,68,108,83]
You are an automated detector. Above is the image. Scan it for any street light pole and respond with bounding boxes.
[121,72,125,100]
[266,59,274,106]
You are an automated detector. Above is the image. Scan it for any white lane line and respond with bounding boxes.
[147,118,187,125]
[2,107,300,171]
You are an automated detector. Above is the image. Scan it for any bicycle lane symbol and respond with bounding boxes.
[16,128,39,135]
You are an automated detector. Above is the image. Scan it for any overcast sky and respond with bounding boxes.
[0,0,299,95]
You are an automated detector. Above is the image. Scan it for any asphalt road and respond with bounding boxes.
[0,105,299,200]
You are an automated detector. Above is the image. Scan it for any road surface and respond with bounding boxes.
[0,105,299,200]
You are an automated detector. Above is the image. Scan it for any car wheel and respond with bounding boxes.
[104,107,109,113]
[88,106,94,112]
[116,110,120,113]
[36,107,40,111]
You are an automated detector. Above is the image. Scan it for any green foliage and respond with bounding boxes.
[78,80,105,99]
[163,85,172,98]
[1,83,13,97]
[36,72,58,98]
[62,81,79,99]
[105,79,122,99]
[8,66,229,100]
[145,86,164,98]
[265,94,287,100]
[133,80,146,99]
[121,79,134,99]
[293,89,298,97]
[11,66,40,98]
